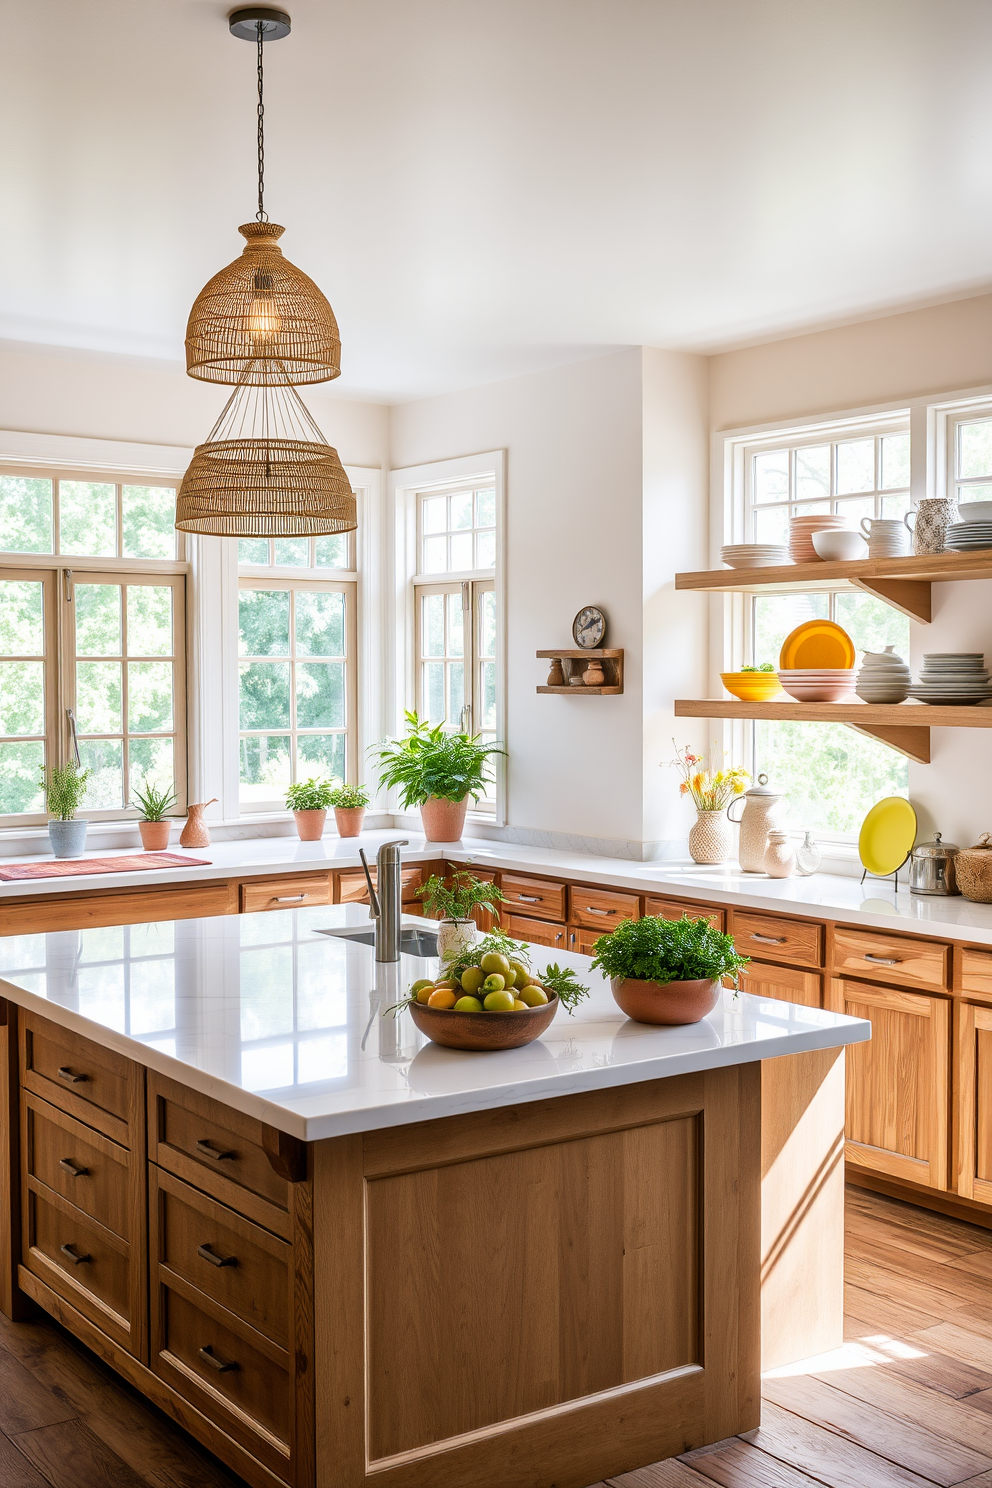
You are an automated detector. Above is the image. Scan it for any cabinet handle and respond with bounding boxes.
[198,1345,238,1374]
[198,1243,237,1268]
[57,1066,87,1084]
[59,1159,88,1178]
[555,932,563,943]
[750,933,786,945]
[863,953,900,965]
[518,895,542,903]
[584,906,613,915]
[570,932,576,945]
[274,894,306,902]
[196,1139,236,1162]
[60,1243,91,1265]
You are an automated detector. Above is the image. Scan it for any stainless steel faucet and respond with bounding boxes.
[359,840,409,961]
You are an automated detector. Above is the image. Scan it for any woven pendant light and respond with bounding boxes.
[176,378,356,537]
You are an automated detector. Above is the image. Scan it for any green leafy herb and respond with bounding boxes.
[40,761,91,821]
[418,868,504,922]
[370,710,506,808]
[285,777,336,811]
[740,662,775,673]
[130,778,177,821]
[590,914,749,987]
[439,928,530,982]
[327,782,370,809]
[538,962,589,1015]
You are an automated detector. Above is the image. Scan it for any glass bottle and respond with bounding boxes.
[795,830,821,877]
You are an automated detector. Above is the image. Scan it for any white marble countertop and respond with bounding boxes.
[3,828,992,945]
[0,903,868,1141]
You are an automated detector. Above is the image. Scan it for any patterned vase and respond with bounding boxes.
[688,809,733,865]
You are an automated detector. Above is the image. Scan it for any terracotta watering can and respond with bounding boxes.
[180,799,217,849]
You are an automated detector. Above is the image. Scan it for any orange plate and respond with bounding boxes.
[779,619,856,671]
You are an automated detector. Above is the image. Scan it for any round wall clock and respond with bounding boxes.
[572,606,607,649]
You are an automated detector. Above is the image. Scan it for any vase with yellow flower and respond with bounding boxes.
[669,743,750,865]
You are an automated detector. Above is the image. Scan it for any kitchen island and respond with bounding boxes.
[0,904,868,1488]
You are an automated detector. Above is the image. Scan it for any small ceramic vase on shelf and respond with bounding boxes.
[546,658,565,687]
[688,809,732,865]
[764,830,796,879]
[582,658,606,686]
[795,831,821,877]
[180,799,217,848]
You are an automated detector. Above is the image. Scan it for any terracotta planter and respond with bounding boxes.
[138,820,171,851]
[611,975,721,1026]
[293,808,327,842]
[333,806,365,838]
[420,796,468,842]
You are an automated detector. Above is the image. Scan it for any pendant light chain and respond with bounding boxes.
[256,20,267,221]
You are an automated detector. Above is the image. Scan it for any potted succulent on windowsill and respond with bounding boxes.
[371,711,505,842]
[417,867,506,961]
[327,782,370,838]
[285,778,335,841]
[131,779,177,851]
[591,914,750,1026]
[41,761,92,859]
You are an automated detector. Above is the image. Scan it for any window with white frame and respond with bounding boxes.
[949,410,992,511]
[733,423,912,838]
[0,469,186,823]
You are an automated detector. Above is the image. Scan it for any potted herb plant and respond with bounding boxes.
[591,914,749,1025]
[285,777,334,841]
[371,711,505,841]
[131,779,177,851]
[327,782,370,838]
[417,867,505,960]
[41,761,92,859]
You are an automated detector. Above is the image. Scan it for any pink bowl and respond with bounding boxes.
[611,976,721,1025]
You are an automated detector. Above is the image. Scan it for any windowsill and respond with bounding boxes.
[0,811,396,860]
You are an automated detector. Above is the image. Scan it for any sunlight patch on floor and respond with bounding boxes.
[762,1334,927,1379]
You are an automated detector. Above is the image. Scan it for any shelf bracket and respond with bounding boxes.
[844,721,931,765]
[851,577,931,624]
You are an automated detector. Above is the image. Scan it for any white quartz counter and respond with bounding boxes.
[3,828,992,946]
[0,903,868,1142]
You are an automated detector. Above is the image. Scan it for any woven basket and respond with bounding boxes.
[956,835,992,903]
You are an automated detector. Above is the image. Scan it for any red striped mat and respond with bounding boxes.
[0,853,211,881]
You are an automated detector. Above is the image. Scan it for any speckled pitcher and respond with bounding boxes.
[905,497,959,555]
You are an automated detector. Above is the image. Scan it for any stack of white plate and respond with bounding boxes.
[855,647,911,704]
[777,669,857,702]
[908,653,992,706]
[720,544,791,569]
[946,516,992,551]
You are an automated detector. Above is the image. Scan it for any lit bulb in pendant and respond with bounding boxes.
[248,270,282,339]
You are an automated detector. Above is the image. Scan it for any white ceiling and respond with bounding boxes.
[5,0,992,401]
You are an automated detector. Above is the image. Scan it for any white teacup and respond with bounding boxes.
[860,515,911,556]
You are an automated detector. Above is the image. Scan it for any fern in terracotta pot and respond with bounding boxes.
[327,782,370,838]
[131,779,177,852]
[591,914,749,1026]
[371,711,505,842]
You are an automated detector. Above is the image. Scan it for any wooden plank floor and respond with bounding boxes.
[0,1185,990,1486]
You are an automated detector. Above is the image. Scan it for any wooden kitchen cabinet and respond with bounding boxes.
[568,884,640,932]
[644,896,725,931]
[831,925,949,992]
[0,880,239,936]
[830,978,950,1190]
[499,874,567,923]
[501,912,567,950]
[955,1001,992,1205]
[567,925,603,955]
[240,875,332,914]
[732,911,822,969]
[739,962,822,1009]
[336,865,424,907]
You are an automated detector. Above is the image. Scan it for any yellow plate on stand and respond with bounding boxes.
[858,797,918,877]
[779,620,856,671]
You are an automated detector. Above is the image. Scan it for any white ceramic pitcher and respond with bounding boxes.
[727,774,784,873]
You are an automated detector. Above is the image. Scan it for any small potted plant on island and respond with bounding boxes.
[591,914,749,1026]
[41,761,92,859]
[417,867,505,961]
[327,782,370,838]
[371,710,505,841]
[131,779,177,851]
[285,777,334,841]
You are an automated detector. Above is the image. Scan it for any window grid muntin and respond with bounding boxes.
[414,578,496,814]
[0,468,181,561]
[744,430,911,545]
[417,484,496,576]
[236,532,356,572]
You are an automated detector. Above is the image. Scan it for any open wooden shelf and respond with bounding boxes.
[675,549,992,623]
[536,648,624,695]
[674,697,992,764]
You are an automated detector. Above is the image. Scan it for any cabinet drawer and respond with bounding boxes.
[20,1012,139,1146]
[23,1092,131,1239]
[644,896,725,932]
[569,885,640,932]
[24,1186,134,1348]
[959,947,992,999]
[501,913,566,950]
[148,1073,291,1235]
[336,865,423,905]
[154,1283,290,1470]
[152,1167,290,1349]
[733,911,822,968]
[240,874,331,914]
[831,927,948,990]
[499,874,566,922]
[567,925,602,955]
[0,882,237,936]
[739,963,821,1009]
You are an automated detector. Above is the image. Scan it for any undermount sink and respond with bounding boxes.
[316,926,439,958]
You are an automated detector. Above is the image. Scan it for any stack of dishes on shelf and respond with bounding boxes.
[855,646,912,703]
[789,514,849,563]
[720,543,790,569]
[777,617,857,701]
[945,501,992,551]
[908,653,992,706]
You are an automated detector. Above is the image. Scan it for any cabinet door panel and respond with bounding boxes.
[739,962,821,1009]
[955,1002,992,1204]
[834,978,949,1190]
[566,926,602,955]
[502,913,566,950]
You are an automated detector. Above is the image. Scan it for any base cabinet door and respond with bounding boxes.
[740,962,821,1009]
[955,1002,992,1205]
[832,978,949,1190]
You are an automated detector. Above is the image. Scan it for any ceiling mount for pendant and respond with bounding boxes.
[228,7,291,42]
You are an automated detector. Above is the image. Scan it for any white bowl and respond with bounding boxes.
[811,530,868,562]
[958,501,992,523]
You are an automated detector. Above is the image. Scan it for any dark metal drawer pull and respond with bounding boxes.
[750,933,787,945]
[199,1345,238,1373]
[198,1243,237,1268]
[864,953,900,965]
[60,1243,91,1265]
[59,1159,88,1178]
[584,906,613,915]
[196,1139,236,1161]
[57,1066,87,1084]
[518,894,542,903]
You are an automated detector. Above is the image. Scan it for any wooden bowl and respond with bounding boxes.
[409,993,559,1051]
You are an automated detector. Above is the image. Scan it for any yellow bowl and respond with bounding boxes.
[720,671,785,701]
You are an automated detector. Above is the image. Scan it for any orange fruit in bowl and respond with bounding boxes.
[427,988,458,1009]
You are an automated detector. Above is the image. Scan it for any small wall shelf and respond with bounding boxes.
[537,649,624,695]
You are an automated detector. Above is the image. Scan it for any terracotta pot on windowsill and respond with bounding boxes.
[334,806,365,839]
[420,796,468,842]
[293,809,327,842]
[611,976,721,1026]
[138,820,171,852]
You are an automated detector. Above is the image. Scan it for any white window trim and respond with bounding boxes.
[389,451,507,826]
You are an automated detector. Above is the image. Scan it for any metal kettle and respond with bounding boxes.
[909,833,960,896]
